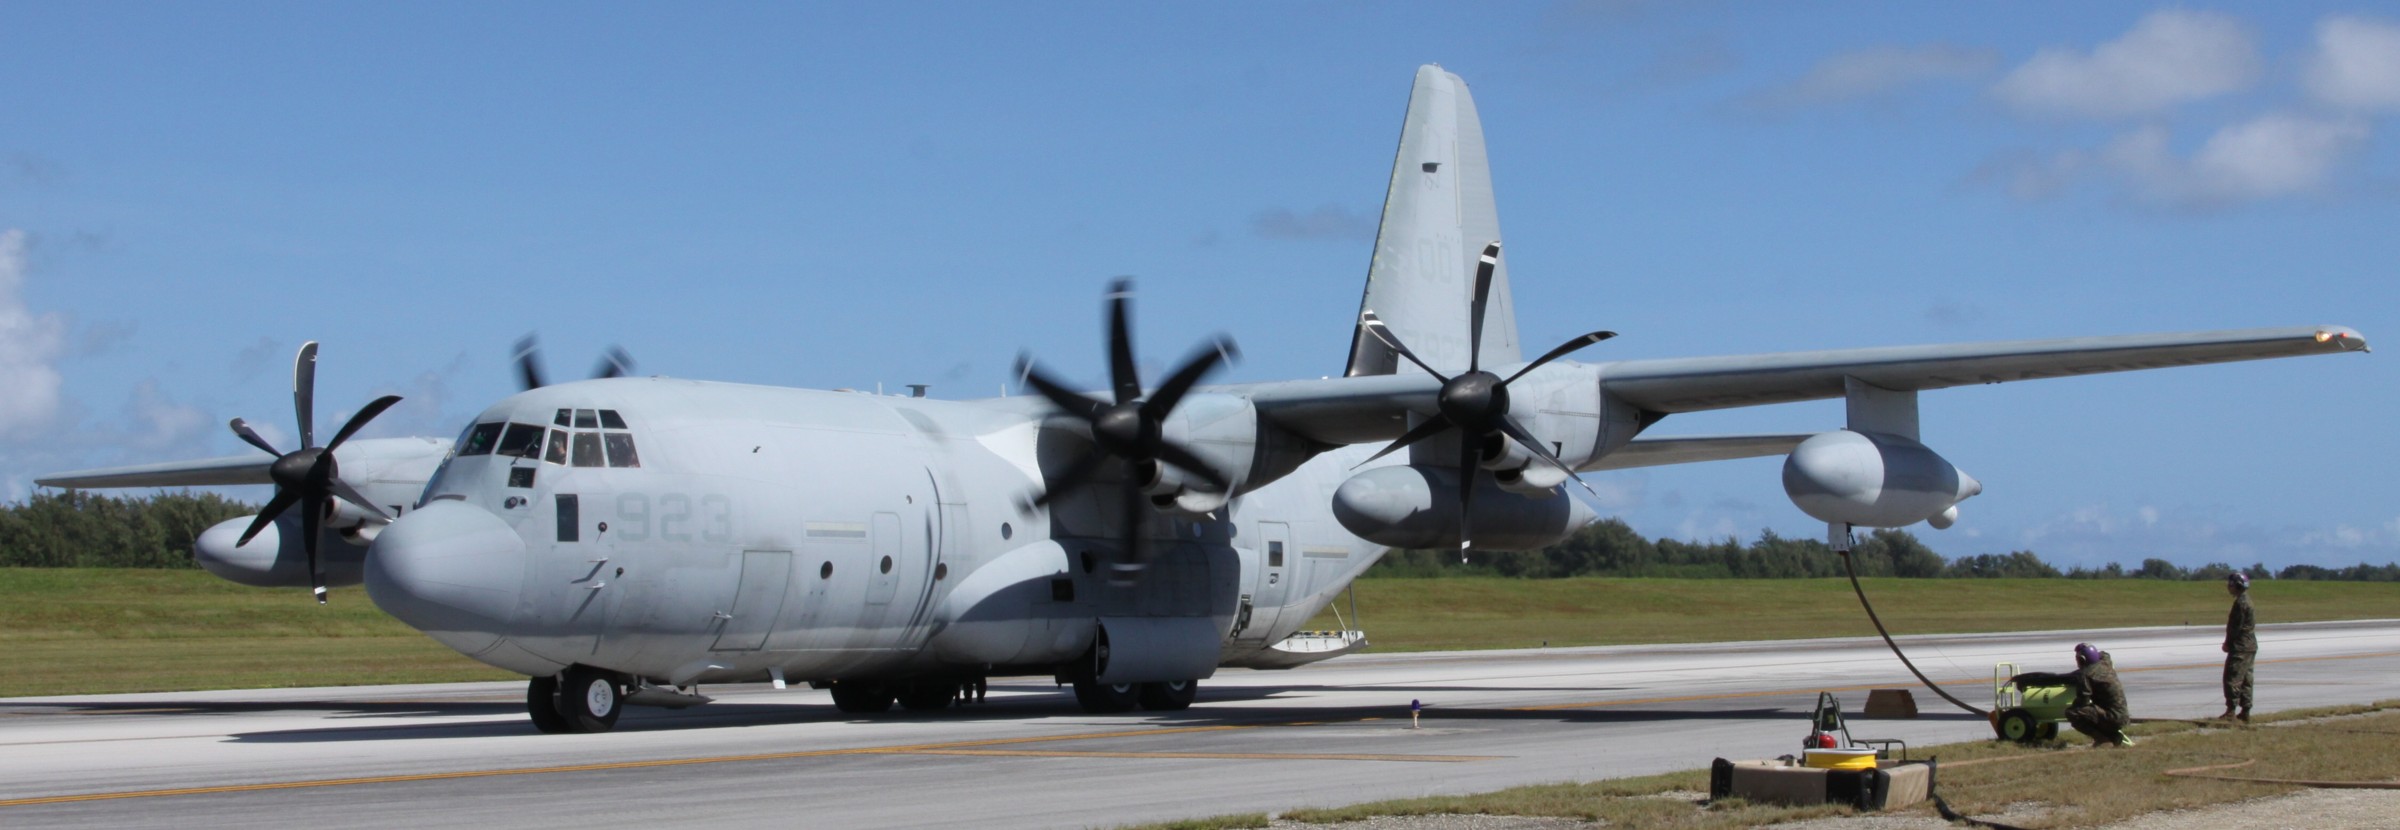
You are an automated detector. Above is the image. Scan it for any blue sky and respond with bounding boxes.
[3,2,2394,570]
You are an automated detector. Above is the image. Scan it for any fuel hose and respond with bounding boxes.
[1838,549,1989,718]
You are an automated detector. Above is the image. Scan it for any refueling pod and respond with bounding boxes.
[1781,430,1981,528]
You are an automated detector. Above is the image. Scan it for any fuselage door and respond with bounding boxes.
[712,549,793,652]
[1247,521,1293,641]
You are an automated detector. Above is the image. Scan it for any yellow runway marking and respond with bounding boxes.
[895,749,1498,762]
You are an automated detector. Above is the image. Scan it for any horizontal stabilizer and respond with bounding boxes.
[37,453,274,489]
[1584,434,1814,472]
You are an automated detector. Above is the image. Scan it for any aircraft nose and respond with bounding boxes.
[366,499,526,656]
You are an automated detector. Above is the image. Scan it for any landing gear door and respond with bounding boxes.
[1246,521,1292,643]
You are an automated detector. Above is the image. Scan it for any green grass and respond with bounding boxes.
[0,568,513,697]
[1302,576,2400,652]
[5,568,2395,697]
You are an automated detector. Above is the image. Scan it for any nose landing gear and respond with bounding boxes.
[527,665,628,733]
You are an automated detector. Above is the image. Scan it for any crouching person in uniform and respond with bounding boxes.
[2011,642,2132,747]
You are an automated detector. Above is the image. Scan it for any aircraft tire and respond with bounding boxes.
[1137,680,1197,711]
[558,665,624,733]
[830,682,896,714]
[896,682,955,712]
[526,675,572,733]
[1072,679,1141,714]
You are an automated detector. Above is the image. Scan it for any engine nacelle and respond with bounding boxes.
[1333,464,1596,551]
[194,512,368,588]
[1782,430,1982,528]
[1145,393,1317,516]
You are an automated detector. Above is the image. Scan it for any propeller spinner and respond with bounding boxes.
[1017,278,1239,585]
[227,341,402,604]
[1353,241,1617,556]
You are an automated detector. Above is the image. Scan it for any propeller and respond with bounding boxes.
[514,334,636,390]
[1352,241,1617,556]
[227,341,403,604]
[1016,278,1240,584]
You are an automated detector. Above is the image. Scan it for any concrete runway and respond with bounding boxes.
[3,620,2394,829]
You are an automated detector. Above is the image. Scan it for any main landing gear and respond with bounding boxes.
[1070,679,1197,713]
[527,665,627,734]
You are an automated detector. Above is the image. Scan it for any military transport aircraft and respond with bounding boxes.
[40,65,2367,733]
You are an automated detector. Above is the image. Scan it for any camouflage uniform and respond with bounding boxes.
[2013,656,2131,745]
[2224,592,2256,715]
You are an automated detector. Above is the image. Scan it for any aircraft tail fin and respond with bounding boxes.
[1344,65,1521,378]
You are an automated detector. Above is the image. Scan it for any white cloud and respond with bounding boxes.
[2305,15,2400,112]
[2109,115,2369,208]
[1980,114,2368,210]
[0,230,68,440]
[1994,10,2259,119]
[1751,43,1998,110]
[118,379,211,453]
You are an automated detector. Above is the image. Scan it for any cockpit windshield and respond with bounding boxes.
[454,408,641,468]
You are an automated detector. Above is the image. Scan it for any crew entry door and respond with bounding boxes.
[1248,521,1293,642]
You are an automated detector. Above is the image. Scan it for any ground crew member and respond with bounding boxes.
[2221,571,2256,722]
[2011,642,2131,746]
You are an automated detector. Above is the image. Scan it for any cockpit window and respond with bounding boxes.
[573,409,600,429]
[544,429,570,465]
[572,432,605,467]
[496,423,546,459]
[459,422,504,456]
[599,409,628,429]
[553,408,572,427]
[603,433,641,467]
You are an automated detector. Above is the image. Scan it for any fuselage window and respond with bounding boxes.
[599,409,628,429]
[459,422,504,456]
[496,423,546,459]
[1268,540,1285,568]
[573,409,600,429]
[571,432,605,467]
[603,433,641,468]
[544,429,570,465]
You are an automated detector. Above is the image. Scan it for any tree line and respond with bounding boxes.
[1370,519,2400,582]
[0,491,255,568]
[3,492,2396,581]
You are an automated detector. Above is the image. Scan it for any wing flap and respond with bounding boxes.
[1584,434,1812,472]
[1601,325,2366,414]
[37,454,274,489]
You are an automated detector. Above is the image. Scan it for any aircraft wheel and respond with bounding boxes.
[830,681,896,714]
[557,665,624,733]
[526,675,572,733]
[1998,709,2038,743]
[897,682,955,712]
[1137,680,1197,711]
[1072,679,1141,714]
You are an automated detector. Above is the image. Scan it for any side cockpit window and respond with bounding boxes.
[459,422,504,456]
[496,423,546,459]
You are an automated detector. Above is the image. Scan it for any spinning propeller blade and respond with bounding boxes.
[223,341,402,604]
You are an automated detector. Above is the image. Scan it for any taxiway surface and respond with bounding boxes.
[3,620,2395,829]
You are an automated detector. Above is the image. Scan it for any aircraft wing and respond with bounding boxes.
[1584,434,1812,471]
[36,453,274,489]
[1599,325,2367,414]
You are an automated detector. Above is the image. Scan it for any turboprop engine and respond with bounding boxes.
[1781,430,1981,529]
[1333,464,1596,550]
[194,511,369,588]
[1141,393,1316,515]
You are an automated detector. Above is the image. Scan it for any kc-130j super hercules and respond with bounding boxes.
[42,66,2368,733]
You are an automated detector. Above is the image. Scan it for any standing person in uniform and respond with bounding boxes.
[2221,571,2256,722]
[2011,642,2132,746]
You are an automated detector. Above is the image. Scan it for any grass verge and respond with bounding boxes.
[1301,576,2400,652]
[1123,700,2400,830]
[0,568,513,696]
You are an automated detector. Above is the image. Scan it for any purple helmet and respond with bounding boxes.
[2229,571,2250,590]
[2074,642,2103,666]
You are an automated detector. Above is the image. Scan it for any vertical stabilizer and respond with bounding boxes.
[1345,65,1521,379]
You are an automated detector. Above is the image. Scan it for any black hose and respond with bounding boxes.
[1838,549,1990,718]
